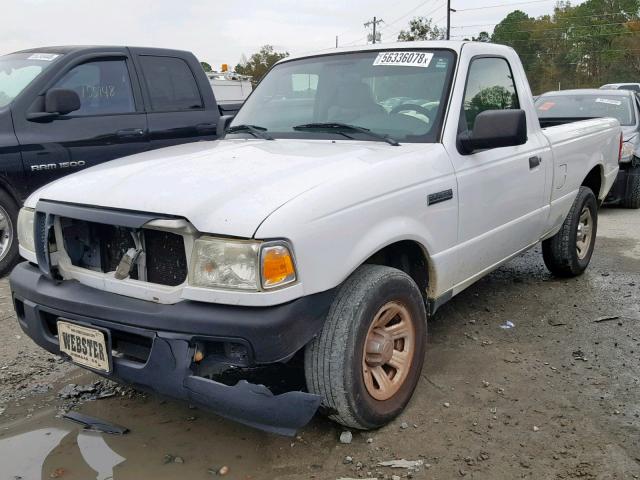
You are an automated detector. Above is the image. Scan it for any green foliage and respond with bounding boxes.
[472,31,491,42]
[200,62,212,72]
[398,17,445,41]
[235,45,289,85]
[491,0,640,94]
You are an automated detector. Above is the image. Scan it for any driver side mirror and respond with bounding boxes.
[458,109,527,155]
[45,88,81,115]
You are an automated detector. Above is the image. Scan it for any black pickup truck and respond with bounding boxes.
[0,46,239,274]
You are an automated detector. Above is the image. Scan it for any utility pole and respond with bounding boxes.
[336,35,338,48]
[446,1,456,40]
[364,17,384,44]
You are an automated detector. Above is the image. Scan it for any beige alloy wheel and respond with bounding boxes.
[362,301,416,401]
[576,206,593,260]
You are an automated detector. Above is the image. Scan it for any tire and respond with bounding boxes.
[622,166,640,209]
[542,186,598,277]
[0,190,19,277]
[304,264,427,430]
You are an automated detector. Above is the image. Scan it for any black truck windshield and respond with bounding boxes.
[230,49,456,143]
[0,52,62,108]
[535,93,636,126]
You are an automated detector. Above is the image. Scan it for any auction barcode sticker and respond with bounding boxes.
[28,53,60,61]
[373,51,434,68]
[595,98,622,106]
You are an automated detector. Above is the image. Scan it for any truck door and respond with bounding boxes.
[133,53,219,149]
[445,54,549,285]
[14,54,149,192]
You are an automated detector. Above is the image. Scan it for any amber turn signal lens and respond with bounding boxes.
[261,245,296,288]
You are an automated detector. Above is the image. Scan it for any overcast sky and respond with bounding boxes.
[2,0,586,68]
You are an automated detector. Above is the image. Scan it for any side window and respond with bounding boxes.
[139,56,203,111]
[462,57,519,131]
[54,59,135,116]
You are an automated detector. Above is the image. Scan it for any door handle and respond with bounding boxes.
[116,128,145,138]
[529,156,542,169]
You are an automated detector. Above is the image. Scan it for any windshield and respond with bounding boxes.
[230,49,456,143]
[0,52,62,108]
[535,94,636,126]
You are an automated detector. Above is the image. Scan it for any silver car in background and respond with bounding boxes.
[535,89,640,208]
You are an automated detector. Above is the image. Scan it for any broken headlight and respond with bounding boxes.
[17,207,35,254]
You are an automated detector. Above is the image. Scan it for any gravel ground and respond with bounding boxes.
[0,207,638,480]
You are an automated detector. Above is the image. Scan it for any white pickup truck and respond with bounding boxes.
[11,41,621,436]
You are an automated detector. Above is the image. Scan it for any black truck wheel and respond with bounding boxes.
[304,264,427,430]
[542,186,598,277]
[622,166,640,209]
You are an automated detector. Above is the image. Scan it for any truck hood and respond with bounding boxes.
[29,139,435,238]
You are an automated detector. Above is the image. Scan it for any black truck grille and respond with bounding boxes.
[60,218,187,287]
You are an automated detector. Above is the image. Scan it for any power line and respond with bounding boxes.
[453,20,635,35]
[384,3,447,41]
[454,0,556,12]
[380,0,440,31]
[451,25,640,42]
[517,47,640,56]
[451,11,639,30]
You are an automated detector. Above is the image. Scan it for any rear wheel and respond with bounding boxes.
[304,264,427,430]
[0,190,19,277]
[542,186,598,277]
[622,165,640,209]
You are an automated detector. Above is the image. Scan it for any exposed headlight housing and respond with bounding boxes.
[17,207,35,254]
[621,142,635,163]
[189,237,297,291]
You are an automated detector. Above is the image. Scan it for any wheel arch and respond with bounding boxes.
[363,239,434,300]
[582,164,604,201]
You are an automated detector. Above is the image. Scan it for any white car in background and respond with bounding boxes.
[600,82,640,93]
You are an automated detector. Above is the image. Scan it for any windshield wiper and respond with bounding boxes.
[293,122,400,146]
[226,124,274,140]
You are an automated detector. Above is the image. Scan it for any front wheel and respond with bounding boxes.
[304,265,427,430]
[542,186,598,277]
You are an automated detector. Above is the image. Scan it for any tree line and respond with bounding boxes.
[398,0,640,94]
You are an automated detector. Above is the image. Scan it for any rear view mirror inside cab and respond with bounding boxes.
[458,109,527,154]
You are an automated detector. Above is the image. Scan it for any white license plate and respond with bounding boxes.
[57,321,110,373]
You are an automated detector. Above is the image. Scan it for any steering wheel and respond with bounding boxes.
[390,103,432,119]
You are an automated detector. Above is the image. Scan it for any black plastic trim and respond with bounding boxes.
[36,199,173,228]
[10,262,335,364]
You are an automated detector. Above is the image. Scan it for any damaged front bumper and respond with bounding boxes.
[10,262,334,436]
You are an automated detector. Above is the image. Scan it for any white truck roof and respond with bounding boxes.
[282,40,513,63]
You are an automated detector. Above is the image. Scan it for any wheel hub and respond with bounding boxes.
[365,329,394,367]
[576,207,593,260]
[361,301,416,401]
[0,206,13,263]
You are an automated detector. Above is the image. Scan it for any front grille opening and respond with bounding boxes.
[60,218,187,287]
[111,330,152,364]
[144,229,188,286]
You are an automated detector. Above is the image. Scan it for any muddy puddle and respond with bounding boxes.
[0,371,339,480]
